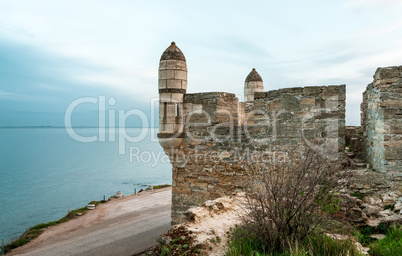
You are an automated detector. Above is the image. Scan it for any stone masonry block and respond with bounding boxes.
[174,123,183,133]
[266,100,282,111]
[385,147,398,160]
[172,186,191,195]
[174,70,187,80]
[246,81,257,88]
[300,97,315,108]
[165,103,176,114]
[167,79,182,89]
[181,80,187,89]
[163,115,176,124]
[303,86,323,96]
[160,93,172,103]
[166,60,178,69]
[161,123,174,133]
[158,79,167,89]
[381,99,402,108]
[176,60,187,71]
[158,60,167,70]
[159,70,174,80]
[171,93,184,103]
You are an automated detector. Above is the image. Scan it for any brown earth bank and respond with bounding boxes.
[146,194,246,256]
[8,187,172,256]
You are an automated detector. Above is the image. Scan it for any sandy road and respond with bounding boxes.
[9,188,172,256]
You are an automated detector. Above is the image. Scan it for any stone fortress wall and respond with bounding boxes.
[361,66,402,173]
[156,42,402,224]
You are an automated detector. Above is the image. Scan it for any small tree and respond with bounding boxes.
[241,149,341,253]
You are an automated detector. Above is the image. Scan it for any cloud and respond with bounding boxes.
[0,89,17,99]
[343,0,402,8]
[0,38,106,102]
[0,38,156,126]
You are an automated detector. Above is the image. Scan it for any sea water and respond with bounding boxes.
[0,128,172,244]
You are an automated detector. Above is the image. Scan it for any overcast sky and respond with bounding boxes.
[1,0,401,126]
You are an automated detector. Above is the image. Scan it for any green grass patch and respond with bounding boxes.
[225,225,270,256]
[369,225,402,256]
[305,233,361,256]
[226,225,362,256]
[0,200,106,254]
[350,192,365,200]
[357,225,375,246]
[0,229,43,254]
[153,184,171,189]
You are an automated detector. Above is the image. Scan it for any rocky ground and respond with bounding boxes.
[338,167,402,227]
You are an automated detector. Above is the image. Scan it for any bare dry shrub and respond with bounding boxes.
[241,149,341,253]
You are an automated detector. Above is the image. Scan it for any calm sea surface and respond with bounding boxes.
[0,128,172,243]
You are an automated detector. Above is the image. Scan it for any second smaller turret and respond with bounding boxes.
[244,68,264,102]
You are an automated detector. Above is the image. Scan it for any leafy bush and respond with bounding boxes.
[240,150,342,254]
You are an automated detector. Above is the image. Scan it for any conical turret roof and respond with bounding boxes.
[160,42,186,61]
[245,68,263,82]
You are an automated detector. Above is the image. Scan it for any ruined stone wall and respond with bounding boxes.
[170,85,346,224]
[362,66,402,173]
[252,85,346,160]
[183,92,243,126]
[171,92,248,223]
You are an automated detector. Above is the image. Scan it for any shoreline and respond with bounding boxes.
[3,186,172,255]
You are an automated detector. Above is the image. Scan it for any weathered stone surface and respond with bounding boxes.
[350,207,368,223]
[379,209,393,217]
[338,167,402,226]
[394,201,402,212]
[381,192,398,205]
[363,195,384,207]
[361,204,381,218]
[245,68,263,82]
[370,234,386,240]
[160,42,186,61]
[362,65,402,173]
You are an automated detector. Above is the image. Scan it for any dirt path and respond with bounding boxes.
[9,188,172,256]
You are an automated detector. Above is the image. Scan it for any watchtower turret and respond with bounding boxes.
[244,68,264,102]
[157,42,187,150]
